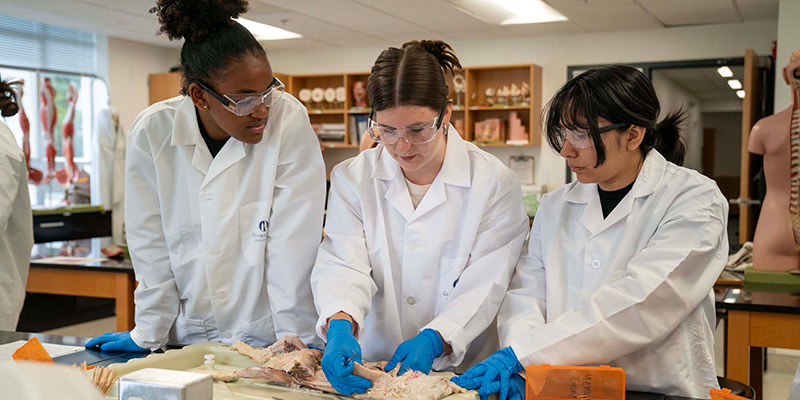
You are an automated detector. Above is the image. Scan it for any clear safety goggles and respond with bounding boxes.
[367,103,448,145]
[196,77,285,116]
[564,122,629,149]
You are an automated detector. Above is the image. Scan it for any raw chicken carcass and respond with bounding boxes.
[217,335,468,400]
[229,334,307,363]
[212,367,299,388]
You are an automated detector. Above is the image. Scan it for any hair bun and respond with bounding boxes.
[150,0,249,42]
[403,39,462,74]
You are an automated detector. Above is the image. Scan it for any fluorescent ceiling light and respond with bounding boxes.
[717,66,733,78]
[236,18,301,40]
[736,90,745,99]
[727,79,742,90]
[488,0,568,25]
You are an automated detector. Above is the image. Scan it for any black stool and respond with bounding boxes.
[718,376,756,399]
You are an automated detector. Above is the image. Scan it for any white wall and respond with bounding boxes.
[267,19,776,190]
[651,70,703,171]
[107,37,180,133]
[774,0,800,111]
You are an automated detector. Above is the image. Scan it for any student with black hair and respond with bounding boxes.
[0,77,33,332]
[311,40,528,395]
[453,66,728,400]
[86,0,325,352]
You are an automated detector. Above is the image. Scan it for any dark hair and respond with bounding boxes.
[367,39,462,112]
[0,76,21,117]
[544,65,686,166]
[150,0,267,95]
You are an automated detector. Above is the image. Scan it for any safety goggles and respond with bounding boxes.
[564,122,630,149]
[196,77,285,116]
[367,103,448,145]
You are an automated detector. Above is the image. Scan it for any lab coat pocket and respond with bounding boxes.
[239,201,269,267]
[174,316,209,345]
[239,314,277,348]
[435,256,469,314]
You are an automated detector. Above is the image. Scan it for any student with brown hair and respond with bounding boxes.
[311,40,528,395]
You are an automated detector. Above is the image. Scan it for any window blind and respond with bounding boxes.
[0,14,96,75]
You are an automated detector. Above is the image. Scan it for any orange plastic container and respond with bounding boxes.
[709,388,750,400]
[525,364,625,400]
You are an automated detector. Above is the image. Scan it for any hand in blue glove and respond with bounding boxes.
[84,331,149,352]
[384,329,444,375]
[450,346,523,400]
[321,319,372,395]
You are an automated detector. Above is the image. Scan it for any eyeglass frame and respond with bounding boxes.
[194,77,285,116]
[564,122,630,149]
[367,102,450,145]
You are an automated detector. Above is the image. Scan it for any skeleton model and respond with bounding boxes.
[17,81,43,184]
[39,77,57,181]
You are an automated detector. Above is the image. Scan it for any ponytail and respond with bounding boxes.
[645,110,686,166]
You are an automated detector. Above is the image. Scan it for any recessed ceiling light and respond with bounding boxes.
[736,90,745,99]
[728,79,743,90]
[236,18,301,40]
[487,0,568,25]
[717,66,733,78]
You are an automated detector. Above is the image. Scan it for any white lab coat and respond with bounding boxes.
[312,131,528,370]
[499,150,728,399]
[126,95,326,350]
[90,106,126,244]
[0,121,33,331]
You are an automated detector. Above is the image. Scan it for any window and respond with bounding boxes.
[0,14,108,207]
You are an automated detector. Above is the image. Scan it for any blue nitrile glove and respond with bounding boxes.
[480,373,525,400]
[321,319,373,395]
[450,346,523,400]
[84,331,149,352]
[384,329,444,375]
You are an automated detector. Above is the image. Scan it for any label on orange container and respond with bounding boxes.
[526,364,625,400]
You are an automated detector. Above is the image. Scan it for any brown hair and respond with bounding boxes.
[367,40,461,113]
[0,76,22,117]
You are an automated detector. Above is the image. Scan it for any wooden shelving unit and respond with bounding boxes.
[463,64,542,146]
[149,64,542,148]
[289,72,373,148]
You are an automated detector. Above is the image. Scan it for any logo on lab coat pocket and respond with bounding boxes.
[251,220,268,242]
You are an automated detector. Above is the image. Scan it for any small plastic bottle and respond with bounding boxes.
[204,354,216,371]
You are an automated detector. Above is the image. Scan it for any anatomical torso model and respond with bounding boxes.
[39,77,57,181]
[17,80,43,184]
[60,84,79,184]
[749,49,800,271]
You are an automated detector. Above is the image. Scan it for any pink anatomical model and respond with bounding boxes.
[40,77,57,181]
[749,49,800,271]
[17,80,43,184]
[59,84,79,184]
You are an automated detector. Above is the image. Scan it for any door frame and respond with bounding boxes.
[564,57,753,184]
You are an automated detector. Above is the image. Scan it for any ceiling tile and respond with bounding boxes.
[257,0,430,36]
[502,20,586,35]
[735,0,779,20]
[637,0,740,26]
[557,3,662,32]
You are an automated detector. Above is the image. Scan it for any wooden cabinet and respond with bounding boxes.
[148,72,182,105]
